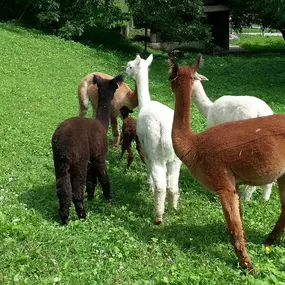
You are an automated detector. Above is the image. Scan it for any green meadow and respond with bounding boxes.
[1,22,285,284]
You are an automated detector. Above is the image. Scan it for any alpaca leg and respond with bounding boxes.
[126,145,135,170]
[96,162,112,201]
[144,157,154,192]
[121,134,134,171]
[86,162,98,201]
[120,145,126,160]
[135,135,145,164]
[218,187,253,271]
[79,103,88,117]
[242,185,256,202]
[166,160,181,210]
[261,183,273,201]
[70,165,88,220]
[56,172,72,225]
[264,175,285,245]
[151,163,167,224]
[78,95,89,117]
[111,116,120,151]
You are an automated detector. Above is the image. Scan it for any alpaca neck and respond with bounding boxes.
[172,80,196,161]
[95,100,112,129]
[134,70,151,109]
[192,82,213,118]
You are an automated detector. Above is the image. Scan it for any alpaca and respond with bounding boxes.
[192,75,274,201]
[168,55,285,271]
[52,74,124,225]
[125,54,182,224]
[120,106,145,171]
[78,72,138,150]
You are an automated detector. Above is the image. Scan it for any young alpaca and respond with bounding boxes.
[192,76,274,201]
[52,74,124,225]
[125,54,182,224]
[78,72,138,150]
[120,106,145,171]
[168,55,285,272]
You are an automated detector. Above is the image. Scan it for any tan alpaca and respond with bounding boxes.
[168,55,285,272]
[78,72,138,150]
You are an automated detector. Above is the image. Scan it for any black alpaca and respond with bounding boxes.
[52,74,124,224]
[120,105,145,172]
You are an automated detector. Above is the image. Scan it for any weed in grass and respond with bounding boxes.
[1,21,285,284]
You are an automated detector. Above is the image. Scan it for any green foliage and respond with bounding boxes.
[1,22,285,284]
[126,0,211,43]
[0,0,129,38]
[229,0,285,39]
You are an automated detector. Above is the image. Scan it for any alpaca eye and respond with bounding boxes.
[129,67,132,69]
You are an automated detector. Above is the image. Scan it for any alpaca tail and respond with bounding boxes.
[78,80,89,117]
[160,123,174,155]
[53,153,72,224]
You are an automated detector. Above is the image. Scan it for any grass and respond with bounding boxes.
[231,34,285,52]
[1,21,285,284]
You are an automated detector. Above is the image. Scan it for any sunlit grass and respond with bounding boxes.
[1,22,285,284]
[232,34,285,51]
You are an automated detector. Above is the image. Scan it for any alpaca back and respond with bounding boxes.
[137,101,177,161]
[79,72,136,117]
[207,96,273,127]
[52,117,107,163]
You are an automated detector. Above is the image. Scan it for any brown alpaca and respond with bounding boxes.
[78,72,138,150]
[120,106,145,171]
[52,74,124,225]
[168,55,285,272]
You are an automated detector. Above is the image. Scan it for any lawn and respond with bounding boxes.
[231,34,285,52]
[1,22,285,285]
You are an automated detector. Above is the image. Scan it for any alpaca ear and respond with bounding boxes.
[194,72,208,81]
[191,54,204,72]
[168,56,178,79]
[113,74,124,86]
[92,75,102,85]
[135,54,141,66]
[146,54,153,67]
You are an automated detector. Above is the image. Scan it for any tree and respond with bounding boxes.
[126,0,211,50]
[229,0,285,40]
[0,0,129,38]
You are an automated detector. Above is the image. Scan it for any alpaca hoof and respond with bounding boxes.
[262,195,270,201]
[264,238,274,247]
[154,219,162,225]
[61,218,69,225]
[149,186,155,193]
[79,213,86,220]
[113,145,119,151]
[106,196,113,203]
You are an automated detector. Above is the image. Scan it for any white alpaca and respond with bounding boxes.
[125,54,181,224]
[192,74,274,201]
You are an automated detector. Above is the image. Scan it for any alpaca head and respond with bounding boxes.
[120,105,133,119]
[192,72,209,98]
[169,55,203,94]
[93,74,124,103]
[125,54,153,79]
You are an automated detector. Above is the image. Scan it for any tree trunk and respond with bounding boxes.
[144,27,148,53]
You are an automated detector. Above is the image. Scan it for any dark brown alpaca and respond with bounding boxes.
[52,74,124,225]
[120,106,145,171]
[168,55,285,272]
